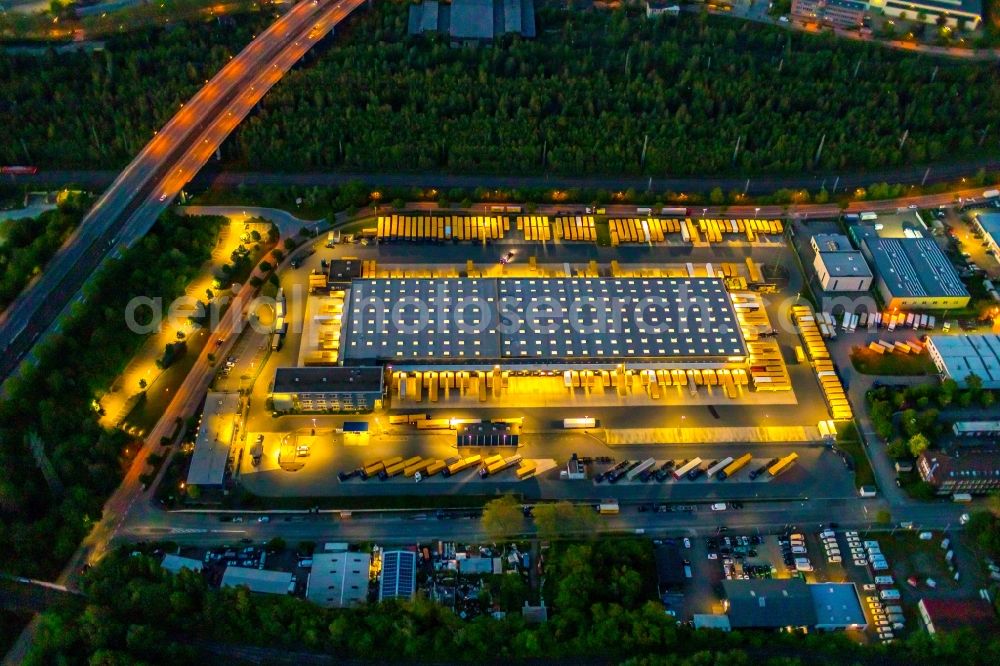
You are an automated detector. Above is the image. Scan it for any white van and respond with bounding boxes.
[880,589,901,600]
[874,576,894,585]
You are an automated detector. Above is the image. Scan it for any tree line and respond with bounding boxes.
[0,211,226,585]
[22,541,1000,664]
[4,5,1000,177]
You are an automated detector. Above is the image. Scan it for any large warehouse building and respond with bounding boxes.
[341,277,747,366]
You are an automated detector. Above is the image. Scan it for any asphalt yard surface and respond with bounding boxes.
[216,226,854,501]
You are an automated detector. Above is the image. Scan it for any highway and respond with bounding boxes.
[0,0,366,384]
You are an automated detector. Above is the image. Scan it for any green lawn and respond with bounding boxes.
[837,422,876,489]
[850,346,936,376]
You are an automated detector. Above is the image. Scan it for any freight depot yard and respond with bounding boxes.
[197,211,855,501]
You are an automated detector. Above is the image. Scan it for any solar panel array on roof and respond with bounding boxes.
[379,551,417,601]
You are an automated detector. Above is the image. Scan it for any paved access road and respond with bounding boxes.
[19,160,1000,196]
[0,0,365,384]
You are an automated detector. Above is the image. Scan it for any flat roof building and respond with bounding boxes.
[160,554,203,575]
[952,420,1000,437]
[186,392,241,487]
[918,598,997,634]
[342,277,747,367]
[925,334,1000,388]
[854,227,969,310]
[408,0,536,41]
[811,234,873,292]
[809,583,866,630]
[327,258,364,283]
[792,0,866,29]
[723,579,817,629]
[868,0,982,30]
[306,552,371,608]
[918,450,1000,495]
[270,366,385,413]
[221,567,292,595]
[379,550,417,602]
[972,212,1000,257]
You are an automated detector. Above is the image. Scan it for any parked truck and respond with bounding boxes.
[717,453,752,480]
[379,456,422,480]
[597,499,620,515]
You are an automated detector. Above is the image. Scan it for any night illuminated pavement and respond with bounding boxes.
[118,495,969,550]
[19,167,1000,200]
[0,0,365,385]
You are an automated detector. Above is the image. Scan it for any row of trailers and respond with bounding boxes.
[609,217,784,247]
[376,215,509,242]
[341,453,535,482]
[791,305,853,421]
[599,452,798,483]
[747,340,791,392]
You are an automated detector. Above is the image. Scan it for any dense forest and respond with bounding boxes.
[0,211,225,581]
[0,12,269,167]
[3,4,1000,176]
[23,541,1000,665]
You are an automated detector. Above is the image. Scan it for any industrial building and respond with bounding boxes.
[952,420,1000,438]
[917,450,1000,495]
[722,579,817,629]
[853,227,969,310]
[724,580,867,630]
[379,550,417,602]
[221,567,293,595]
[868,0,982,30]
[925,334,1000,388]
[269,366,385,413]
[791,0,867,29]
[341,277,747,366]
[918,598,997,635]
[972,212,1000,257]
[306,552,372,608]
[408,0,536,42]
[186,392,241,487]
[810,233,873,292]
[809,583,866,631]
[160,554,203,574]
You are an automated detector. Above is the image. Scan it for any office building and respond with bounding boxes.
[810,233,873,292]
[269,366,385,413]
[917,451,1000,495]
[791,0,866,29]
